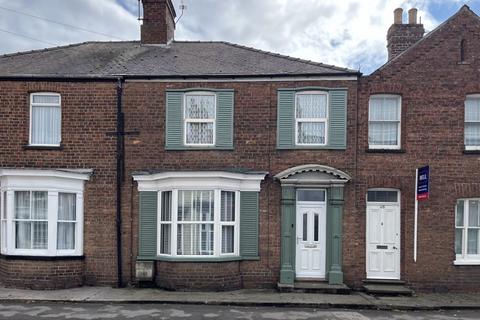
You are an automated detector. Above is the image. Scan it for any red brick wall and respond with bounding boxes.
[0,258,84,289]
[351,7,480,292]
[121,80,358,289]
[0,81,118,287]
[155,261,241,291]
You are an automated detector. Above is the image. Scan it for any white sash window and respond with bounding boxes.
[295,92,328,146]
[369,95,401,149]
[184,92,216,146]
[465,96,480,150]
[30,93,61,146]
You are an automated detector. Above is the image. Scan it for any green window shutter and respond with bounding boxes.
[328,90,347,149]
[165,91,184,150]
[216,90,234,149]
[277,90,295,149]
[139,191,158,258]
[240,191,260,259]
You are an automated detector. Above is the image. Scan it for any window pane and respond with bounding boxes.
[161,191,172,221]
[185,95,215,119]
[160,224,171,254]
[302,214,307,241]
[455,228,463,255]
[2,191,6,219]
[14,191,30,219]
[221,191,235,222]
[177,223,214,256]
[467,229,479,254]
[456,201,464,227]
[465,123,480,146]
[314,214,319,242]
[33,221,48,249]
[15,221,31,249]
[369,97,400,121]
[31,106,61,145]
[297,122,325,144]
[186,122,214,145]
[369,122,398,146]
[32,191,48,220]
[298,190,325,202]
[178,191,214,222]
[465,98,480,122]
[296,94,327,118]
[221,226,234,254]
[57,222,75,250]
[32,94,60,104]
[469,200,479,227]
[58,193,76,221]
[367,191,398,202]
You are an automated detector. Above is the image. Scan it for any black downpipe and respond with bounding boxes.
[116,77,125,288]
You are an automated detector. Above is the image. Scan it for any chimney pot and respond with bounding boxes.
[408,8,418,24]
[394,8,403,24]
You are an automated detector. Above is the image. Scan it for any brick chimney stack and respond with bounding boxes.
[140,0,177,45]
[387,8,425,60]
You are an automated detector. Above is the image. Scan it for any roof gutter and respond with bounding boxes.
[0,72,362,82]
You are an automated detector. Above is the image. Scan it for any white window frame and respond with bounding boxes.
[183,91,216,147]
[465,95,480,151]
[0,169,90,257]
[455,198,480,265]
[368,94,402,150]
[29,92,62,147]
[295,91,329,146]
[157,189,240,258]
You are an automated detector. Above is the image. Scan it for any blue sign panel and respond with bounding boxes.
[417,166,429,201]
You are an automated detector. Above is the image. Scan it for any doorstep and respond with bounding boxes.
[362,279,414,296]
[278,281,351,294]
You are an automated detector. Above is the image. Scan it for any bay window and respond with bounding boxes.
[0,169,90,257]
[455,199,480,264]
[159,189,239,257]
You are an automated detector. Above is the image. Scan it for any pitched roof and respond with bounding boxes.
[0,41,359,79]
[372,5,478,75]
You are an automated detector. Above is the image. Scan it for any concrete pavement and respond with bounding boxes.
[0,286,479,311]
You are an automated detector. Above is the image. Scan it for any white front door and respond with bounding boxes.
[295,201,326,279]
[366,204,401,279]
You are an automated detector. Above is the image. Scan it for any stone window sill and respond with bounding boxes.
[23,144,64,151]
[454,260,480,266]
[365,149,406,154]
[138,255,259,262]
[463,149,480,154]
[0,254,84,261]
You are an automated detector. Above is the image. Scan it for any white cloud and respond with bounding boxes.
[0,0,465,74]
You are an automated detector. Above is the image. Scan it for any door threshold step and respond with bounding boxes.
[362,284,414,296]
[363,279,406,285]
[278,281,351,294]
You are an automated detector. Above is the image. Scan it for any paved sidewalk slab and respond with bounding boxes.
[0,286,478,311]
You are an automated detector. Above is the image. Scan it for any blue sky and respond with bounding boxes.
[0,0,479,74]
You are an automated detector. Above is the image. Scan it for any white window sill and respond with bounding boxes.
[454,260,480,266]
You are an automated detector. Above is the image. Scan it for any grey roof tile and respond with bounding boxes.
[0,41,358,78]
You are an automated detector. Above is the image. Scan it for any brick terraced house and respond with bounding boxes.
[0,1,479,293]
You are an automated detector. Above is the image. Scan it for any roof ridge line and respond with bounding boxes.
[0,41,95,59]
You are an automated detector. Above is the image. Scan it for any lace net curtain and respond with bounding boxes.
[296,94,327,144]
[185,95,215,144]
